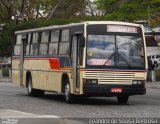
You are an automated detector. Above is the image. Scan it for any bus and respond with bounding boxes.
[12,21,147,103]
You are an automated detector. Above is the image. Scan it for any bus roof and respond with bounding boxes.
[15,21,142,35]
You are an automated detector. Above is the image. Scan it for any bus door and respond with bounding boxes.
[19,36,26,86]
[72,34,84,93]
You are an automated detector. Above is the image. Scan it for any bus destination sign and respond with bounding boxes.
[107,25,138,33]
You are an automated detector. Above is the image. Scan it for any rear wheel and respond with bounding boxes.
[27,76,44,96]
[117,95,129,104]
[64,81,74,103]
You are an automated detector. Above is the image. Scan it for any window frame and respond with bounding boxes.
[48,29,60,55]
[58,28,70,55]
[30,32,41,55]
[38,31,50,55]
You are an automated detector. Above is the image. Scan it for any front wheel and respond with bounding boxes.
[65,83,74,103]
[117,95,129,104]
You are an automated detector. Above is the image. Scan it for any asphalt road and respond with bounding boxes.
[0,81,160,123]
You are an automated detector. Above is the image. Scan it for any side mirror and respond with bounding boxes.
[80,35,85,47]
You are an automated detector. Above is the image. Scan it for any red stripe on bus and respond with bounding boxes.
[12,57,61,70]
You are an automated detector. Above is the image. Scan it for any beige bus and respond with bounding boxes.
[12,21,147,103]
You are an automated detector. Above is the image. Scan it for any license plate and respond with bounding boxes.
[111,88,122,93]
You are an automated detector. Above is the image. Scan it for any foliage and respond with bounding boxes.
[2,68,9,77]
[0,0,87,23]
[155,68,160,81]
[0,22,16,56]
[94,0,160,24]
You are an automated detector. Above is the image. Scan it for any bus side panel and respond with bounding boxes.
[47,71,73,93]
[12,59,21,86]
[47,71,59,92]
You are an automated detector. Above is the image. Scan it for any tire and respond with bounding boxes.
[27,76,44,96]
[117,95,129,104]
[64,81,74,103]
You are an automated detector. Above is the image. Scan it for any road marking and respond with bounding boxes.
[0,109,60,118]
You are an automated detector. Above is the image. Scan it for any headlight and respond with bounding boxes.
[92,79,98,84]
[133,80,138,85]
[132,80,143,85]
[137,80,143,85]
[85,79,98,84]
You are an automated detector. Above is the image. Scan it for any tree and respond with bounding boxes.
[94,0,160,24]
[0,0,16,22]
[47,0,86,19]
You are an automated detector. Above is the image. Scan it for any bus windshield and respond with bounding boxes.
[87,35,145,68]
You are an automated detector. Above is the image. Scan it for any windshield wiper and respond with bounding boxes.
[103,52,115,66]
[117,53,132,68]
[103,52,132,68]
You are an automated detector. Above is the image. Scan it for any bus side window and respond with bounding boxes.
[39,31,49,55]
[25,33,31,55]
[30,32,40,55]
[14,35,22,56]
[59,29,70,55]
[49,30,59,55]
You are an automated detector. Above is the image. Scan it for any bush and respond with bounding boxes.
[2,68,9,77]
[155,69,160,81]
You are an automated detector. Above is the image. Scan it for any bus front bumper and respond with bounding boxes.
[83,84,146,96]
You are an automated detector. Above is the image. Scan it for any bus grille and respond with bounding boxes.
[84,71,138,85]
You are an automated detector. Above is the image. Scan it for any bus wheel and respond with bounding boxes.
[65,83,74,103]
[27,76,44,96]
[117,95,129,104]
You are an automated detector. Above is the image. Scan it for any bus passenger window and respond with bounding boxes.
[50,30,59,42]
[14,45,21,56]
[39,31,49,55]
[25,45,30,55]
[41,32,49,43]
[14,34,22,56]
[49,43,58,54]
[25,33,31,55]
[61,29,69,41]
[16,35,22,44]
[49,30,59,55]
[59,29,70,55]
[59,42,69,55]
[30,32,40,55]
[39,44,48,55]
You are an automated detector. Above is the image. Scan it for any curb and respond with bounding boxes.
[146,82,160,89]
[147,85,160,89]
[0,78,12,83]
